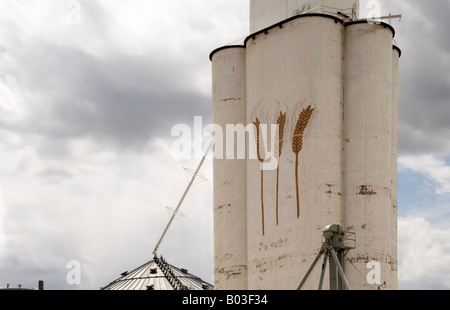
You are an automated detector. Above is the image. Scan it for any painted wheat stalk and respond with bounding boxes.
[253,117,266,236]
[292,105,314,218]
[274,111,286,226]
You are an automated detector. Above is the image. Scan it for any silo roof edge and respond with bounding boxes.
[243,13,344,47]
[393,45,402,58]
[209,45,246,62]
[209,13,345,62]
[344,20,396,38]
[209,16,399,62]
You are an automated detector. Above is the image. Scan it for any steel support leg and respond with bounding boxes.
[329,247,351,290]
[318,253,328,290]
[297,248,324,290]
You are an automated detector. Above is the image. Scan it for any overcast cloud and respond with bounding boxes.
[1,0,450,290]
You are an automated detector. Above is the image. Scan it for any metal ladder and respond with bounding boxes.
[154,256,187,290]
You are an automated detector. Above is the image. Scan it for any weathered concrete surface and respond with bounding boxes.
[211,7,399,291]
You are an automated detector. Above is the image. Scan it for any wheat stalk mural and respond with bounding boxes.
[292,105,314,218]
[274,111,286,226]
[253,117,266,236]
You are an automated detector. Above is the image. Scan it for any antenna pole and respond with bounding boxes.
[153,140,213,257]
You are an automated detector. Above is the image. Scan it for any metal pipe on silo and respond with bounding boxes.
[245,15,345,290]
[343,21,397,290]
[211,46,248,290]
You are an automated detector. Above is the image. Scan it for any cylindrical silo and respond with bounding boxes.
[211,46,248,290]
[245,14,345,290]
[390,45,401,288]
[343,21,397,289]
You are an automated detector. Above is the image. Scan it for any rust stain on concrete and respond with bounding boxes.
[219,98,242,103]
[270,238,288,249]
[218,203,231,210]
[324,184,342,196]
[217,265,247,280]
[358,185,377,196]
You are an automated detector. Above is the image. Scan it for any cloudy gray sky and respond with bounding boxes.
[0,0,450,290]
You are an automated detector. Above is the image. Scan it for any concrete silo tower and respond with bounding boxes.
[210,0,400,290]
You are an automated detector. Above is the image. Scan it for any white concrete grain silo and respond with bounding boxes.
[212,46,248,289]
[210,0,400,290]
[343,20,400,290]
